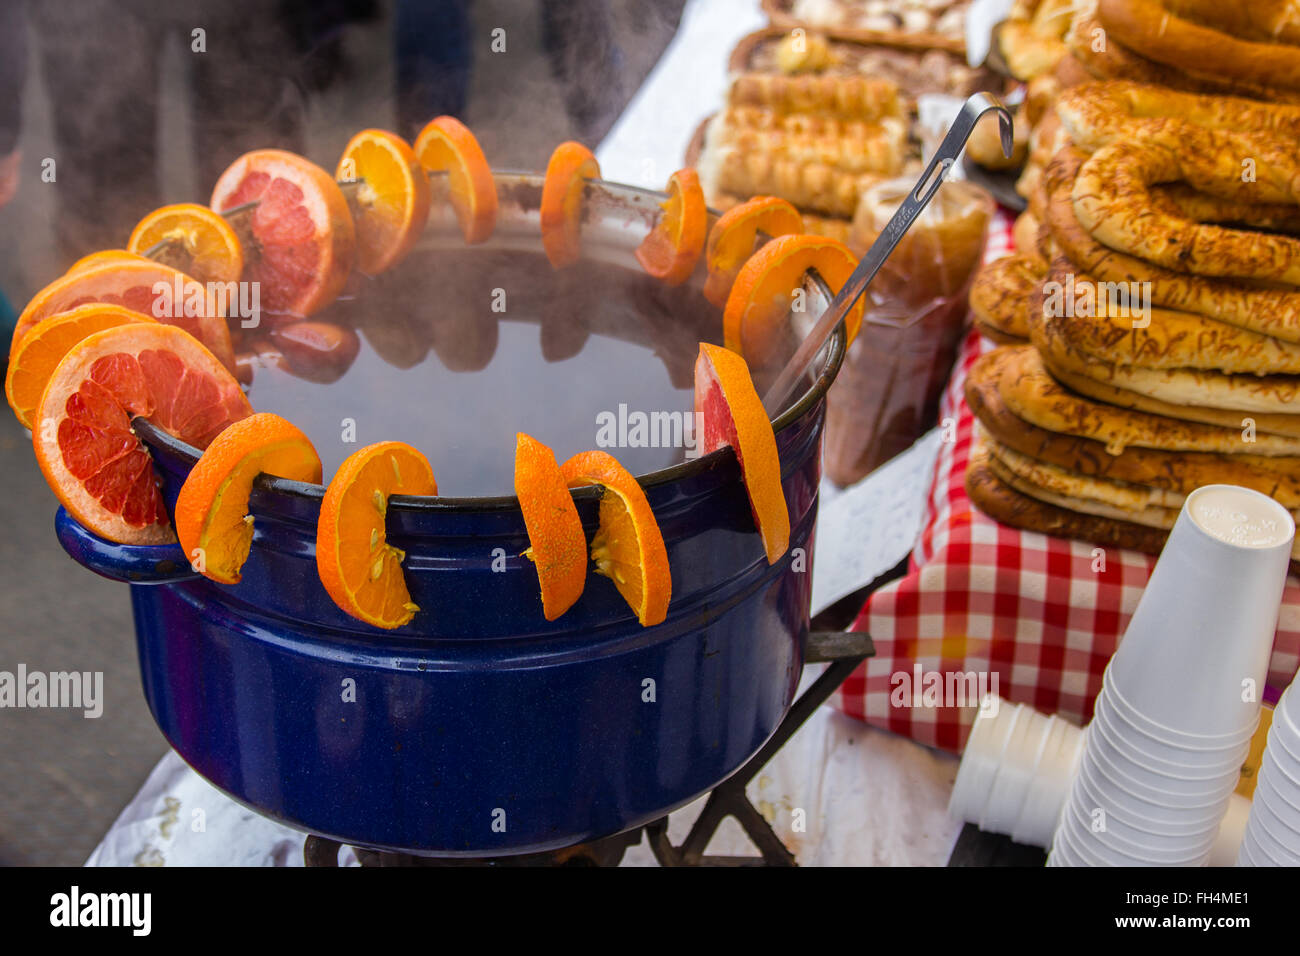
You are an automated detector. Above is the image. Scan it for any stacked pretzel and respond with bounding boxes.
[964,79,1300,562]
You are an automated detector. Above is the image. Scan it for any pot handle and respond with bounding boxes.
[54,507,200,585]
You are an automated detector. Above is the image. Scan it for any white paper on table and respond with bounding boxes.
[811,429,942,617]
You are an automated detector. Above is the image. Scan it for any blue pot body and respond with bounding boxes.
[56,393,828,856]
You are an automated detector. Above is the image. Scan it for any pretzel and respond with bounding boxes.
[1039,259,1300,375]
[1055,82,1300,152]
[1098,0,1300,92]
[1164,0,1300,46]
[1072,137,1300,284]
[1043,146,1300,343]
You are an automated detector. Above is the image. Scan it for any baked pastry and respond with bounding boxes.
[1097,0,1300,93]
[1071,139,1300,285]
[1042,147,1300,343]
[994,345,1300,457]
[969,253,1044,343]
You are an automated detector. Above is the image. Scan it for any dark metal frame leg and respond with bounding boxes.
[645,630,874,867]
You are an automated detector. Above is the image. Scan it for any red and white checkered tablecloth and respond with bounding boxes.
[831,210,1300,754]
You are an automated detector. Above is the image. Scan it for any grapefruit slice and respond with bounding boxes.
[13,261,237,373]
[515,432,586,620]
[316,441,437,629]
[703,197,805,307]
[561,450,670,627]
[540,142,599,269]
[175,413,321,585]
[723,234,864,367]
[128,202,244,287]
[6,303,158,429]
[338,129,431,274]
[636,167,707,288]
[33,323,253,545]
[413,116,497,245]
[693,342,790,564]
[210,149,356,319]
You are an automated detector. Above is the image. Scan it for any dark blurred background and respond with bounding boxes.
[0,0,686,866]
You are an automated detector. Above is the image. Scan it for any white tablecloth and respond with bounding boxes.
[87,0,964,867]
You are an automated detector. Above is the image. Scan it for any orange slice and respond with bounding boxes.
[723,233,864,367]
[316,441,437,629]
[693,343,789,564]
[13,260,237,373]
[210,149,356,319]
[338,129,432,275]
[515,432,586,620]
[413,116,497,245]
[702,197,805,307]
[175,413,321,585]
[127,202,244,287]
[33,323,252,545]
[540,141,599,269]
[635,167,707,287]
[6,303,158,429]
[68,249,154,274]
[560,450,670,627]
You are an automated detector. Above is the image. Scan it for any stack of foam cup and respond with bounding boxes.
[948,694,1087,847]
[1049,485,1294,867]
[1239,686,1300,865]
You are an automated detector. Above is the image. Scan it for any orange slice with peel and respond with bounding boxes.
[515,432,586,621]
[339,128,432,274]
[128,202,244,286]
[13,260,238,373]
[316,441,437,629]
[703,197,804,307]
[68,249,155,274]
[413,116,497,245]
[33,323,252,545]
[175,413,322,584]
[635,167,707,287]
[694,343,789,564]
[540,141,599,269]
[560,450,670,627]
[723,233,864,367]
[6,303,158,429]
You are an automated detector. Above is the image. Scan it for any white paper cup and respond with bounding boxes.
[1086,738,1242,803]
[948,695,1008,820]
[1263,725,1300,788]
[1243,799,1300,863]
[1106,486,1292,739]
[983,707,1049,832]
[1254,772,1300,830]
[1094,692,1255,770]
[1090,706,1248,781]
[1059,808,1211,865]
[1104,670,1259,748]
[1066,796,1216,848]
[1012,716,1082,845]
[1241,826,1285,867]
[1077,752,1235,823]
[1074,757,1229,831]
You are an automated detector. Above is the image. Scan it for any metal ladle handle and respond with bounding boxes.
[760,92,1014,416]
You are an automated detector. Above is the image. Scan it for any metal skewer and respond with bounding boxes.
[760,92,1014,416]
[141,180,369,260]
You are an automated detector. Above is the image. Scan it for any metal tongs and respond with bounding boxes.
[761,92,1014,416]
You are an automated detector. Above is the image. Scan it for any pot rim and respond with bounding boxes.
[136,172,848,513]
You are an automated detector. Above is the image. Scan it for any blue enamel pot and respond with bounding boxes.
[53,173,846,856]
